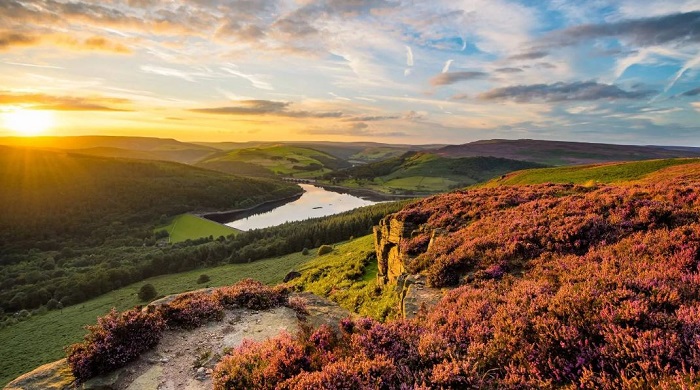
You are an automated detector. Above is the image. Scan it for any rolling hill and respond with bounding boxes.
[437,138,700,165]
[485,158,700,186]
[325,151,544,193]
[0,136,218,164]
[196,144,351,178]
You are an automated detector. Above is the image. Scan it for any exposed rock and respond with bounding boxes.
[4,359,74,390]
[400,275,444,319]
[294,292,353,332]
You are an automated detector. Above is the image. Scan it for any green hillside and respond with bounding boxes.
[486,158,700,186]
[0,135,218,164]
[326,152,544,193]
[196,144,350,178]
[157,214,240,243]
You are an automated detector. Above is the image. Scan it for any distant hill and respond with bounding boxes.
[0,136,218,164]
[194,141,444,164]
[0,146,300,251]
[437,139,700,165]
[485,158,700,186]
[196,144,351,178]
[326,151,544,193]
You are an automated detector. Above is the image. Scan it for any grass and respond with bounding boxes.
[488,158,700,186]
[289,235,400,321]
[200,145,336,178]
[0,251,313,387]
[157,213,239,243]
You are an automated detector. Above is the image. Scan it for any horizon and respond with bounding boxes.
[0,1,699,145]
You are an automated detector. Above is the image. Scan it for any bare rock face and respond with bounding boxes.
[4,360,74,390]
[373,215,445,319]
[373,217,416,285]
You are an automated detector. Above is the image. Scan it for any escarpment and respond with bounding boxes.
[373,215,444,319]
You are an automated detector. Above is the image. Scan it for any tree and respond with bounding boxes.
[138,283,157,302]
[197,274,211,284]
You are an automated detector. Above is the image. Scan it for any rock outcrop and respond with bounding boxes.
[5,293,349,390]
[373,215,445,319]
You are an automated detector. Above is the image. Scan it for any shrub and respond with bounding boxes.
[159,292,224,330]
[137,283,157,302]
[317,245,333,256]
[301,247,309,255]
[197,274,211,284]
[66,308,164,382]
[214,278,288,310]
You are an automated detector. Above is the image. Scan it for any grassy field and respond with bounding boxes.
[290,235,400,321]
[488,158,700,186]
[157,213,239,243]
[197,145,343,178]
[0,251,314,387]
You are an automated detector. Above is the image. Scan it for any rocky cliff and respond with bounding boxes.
[373,215,444,319]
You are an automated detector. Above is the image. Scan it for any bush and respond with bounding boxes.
[66,308,165,382]
[137,283,157,302]
[197,274,211,284]
[317,245,333,256]
[301,247,309,255]
[214,278,288,310]
[159,292,224,330]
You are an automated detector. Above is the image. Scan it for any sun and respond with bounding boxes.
[3,109,54,136]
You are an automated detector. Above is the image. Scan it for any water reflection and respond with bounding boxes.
[226,184,378,230]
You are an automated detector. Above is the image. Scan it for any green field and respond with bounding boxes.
[158,213,239,243]
[197,144,346,178]
[0,251,314,387]
[489,158,700,186]
[289,235,400,321]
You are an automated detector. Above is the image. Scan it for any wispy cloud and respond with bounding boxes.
[190,100,343,118]
[430,71,487,86]
[0,91,131,111]
[479,81,655,102]
[442,60,453,73]
[220,66,274,90]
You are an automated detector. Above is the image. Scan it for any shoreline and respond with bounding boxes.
[314,183,428,201]
[199,191,304,223]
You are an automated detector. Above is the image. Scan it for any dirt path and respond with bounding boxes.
[114,307,300,390]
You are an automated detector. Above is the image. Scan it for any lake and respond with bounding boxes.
[225,184,379,230]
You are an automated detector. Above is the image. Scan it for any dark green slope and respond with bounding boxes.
[0,146,301,251]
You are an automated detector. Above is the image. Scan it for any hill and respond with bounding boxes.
[485,158,700,186]
[211,161,700,388]
[326,152,544,193]
[437,138,700,165]
[196,144,350,178]
[0,136,218,164]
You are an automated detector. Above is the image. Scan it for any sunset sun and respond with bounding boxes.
[3,109,54,136]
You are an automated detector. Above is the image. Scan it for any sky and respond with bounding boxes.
[0,0,698,145]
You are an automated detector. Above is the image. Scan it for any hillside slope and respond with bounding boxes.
[212,162,700,388]
[196,144,350,178]
[438,138,700,165]
[0,146,300,251]
[327,152,544,193]
[485,158,700,186]
[0,136,218,164]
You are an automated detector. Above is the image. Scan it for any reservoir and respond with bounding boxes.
[225,184,378,231]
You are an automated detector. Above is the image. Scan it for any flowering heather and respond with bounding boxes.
[213,178,700,389]
[159,291,224,330]
[65,308,165,382]
[214,278,289,310]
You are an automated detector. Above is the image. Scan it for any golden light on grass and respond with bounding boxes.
[3,109,54,136]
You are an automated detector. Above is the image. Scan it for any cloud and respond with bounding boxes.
[343,115,400,122]
[478,81,655,102]
[0,91,131,111]
[405,45,414,66]
[495,67,524,73]
[681,87,700,96]
[0,30,131,53]
[508,50,548,60]
[303,122,407,137]
[0,32,38,51]
[190,99,344,118]
[545,11,700,48]
[442,60,453,73]
[430,71,487,86]
[220,66,274,90]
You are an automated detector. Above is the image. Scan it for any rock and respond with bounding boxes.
[283,271,301,282]
[401,275,443,320]
[295,292,353,332]
[4,359,75,390]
